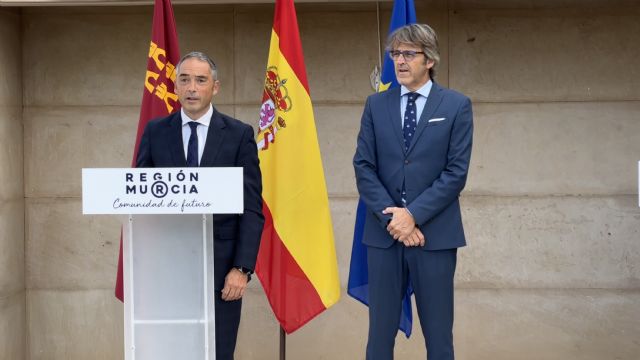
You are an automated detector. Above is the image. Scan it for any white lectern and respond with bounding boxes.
[82,167,243,360]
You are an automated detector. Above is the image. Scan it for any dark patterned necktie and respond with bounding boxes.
[402,92,419,204]
[403,92,419,152]
[186,121,199,167]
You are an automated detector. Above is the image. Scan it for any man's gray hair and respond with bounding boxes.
[176,51,218,80]
[386,24,440,79]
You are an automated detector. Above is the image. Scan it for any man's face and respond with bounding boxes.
[392,43,434,91]
[175,58,219,119]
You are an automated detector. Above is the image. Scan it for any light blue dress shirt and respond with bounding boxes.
[400,80,433,126]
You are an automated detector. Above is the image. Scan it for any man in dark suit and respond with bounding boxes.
[353,24,473,359]
[136,51,264,360]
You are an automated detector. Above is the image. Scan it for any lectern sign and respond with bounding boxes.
[82,167,243,214]
[82,167,242,359]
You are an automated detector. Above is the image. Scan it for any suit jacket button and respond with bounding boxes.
[404,160,410,164]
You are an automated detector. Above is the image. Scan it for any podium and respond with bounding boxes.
[82,167,243,360]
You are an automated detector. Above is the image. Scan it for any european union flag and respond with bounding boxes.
[347,0,417,338]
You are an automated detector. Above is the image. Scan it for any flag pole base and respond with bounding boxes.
[279,326,286,360]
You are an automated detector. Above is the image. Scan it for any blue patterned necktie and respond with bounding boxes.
[186,121,199,167]
[403,92,419,152]
[401,92,419,204]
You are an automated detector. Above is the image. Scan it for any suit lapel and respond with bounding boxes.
[385,87,405,153]
[200,107,226,166]
[168,112,187,166]
[407,82,444,154]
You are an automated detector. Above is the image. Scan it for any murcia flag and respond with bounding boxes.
[255,0,341,333]
[115,0,180,301]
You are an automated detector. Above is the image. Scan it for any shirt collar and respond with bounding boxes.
[400,80,433,99]
[181,104,213,127]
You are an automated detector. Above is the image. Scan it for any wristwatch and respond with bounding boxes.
[234,266,253,281]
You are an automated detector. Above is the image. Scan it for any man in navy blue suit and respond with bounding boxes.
[137,51,264,360]
[354,24,473,359]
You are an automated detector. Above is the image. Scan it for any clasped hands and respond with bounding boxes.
[383,207,425,247]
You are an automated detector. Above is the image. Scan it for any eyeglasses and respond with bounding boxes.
[388,50,426,61]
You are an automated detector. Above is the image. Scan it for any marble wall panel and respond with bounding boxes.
[450,7,640,102]
[0,292,26,360]
[458,195,640,289]
[0,9,25,360]
[455,289,640,360]
[174,5,235,105]
[233,5,277,105]
[27,289,123,360]
[312,105,362,197]
[296,5,379,103]
[0,200,25,296]
[26,198,121,290]
[24,106,139,197]
[22,7,152,106]
[284,292,368,359]
[0,106,23,200]
[0,9,21,107]
[452,0,639,10]
[329,197,359,287]
[22,6,247,107]
[467,101,640,196]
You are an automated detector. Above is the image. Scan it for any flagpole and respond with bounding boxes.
[376,1,382,71]
[280,326,286,360]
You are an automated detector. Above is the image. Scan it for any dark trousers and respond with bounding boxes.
[214,237,242,360]
[366,243,457,360]
[214,291,242,360]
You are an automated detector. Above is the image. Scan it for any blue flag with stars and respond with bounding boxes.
[347,0,417,338]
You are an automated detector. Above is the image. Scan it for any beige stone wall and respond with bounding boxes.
[15,1,640,359]
[0,7,26,360]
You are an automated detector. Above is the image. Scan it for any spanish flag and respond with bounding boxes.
[255,0,340,333]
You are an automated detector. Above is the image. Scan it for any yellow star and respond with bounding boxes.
[378,82,391,93]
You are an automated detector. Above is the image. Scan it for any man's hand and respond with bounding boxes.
[383,207,416,240]
[401,227,425,247]
[221,268,248,301]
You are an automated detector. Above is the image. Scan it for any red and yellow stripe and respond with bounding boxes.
[255,0,340,334]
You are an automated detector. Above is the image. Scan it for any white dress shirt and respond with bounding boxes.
[181,105,213,165]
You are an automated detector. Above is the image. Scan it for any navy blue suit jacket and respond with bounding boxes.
[353,82,473,250]
[136,107,265,287]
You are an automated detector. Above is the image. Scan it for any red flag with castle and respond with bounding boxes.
[115,0,180,301]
